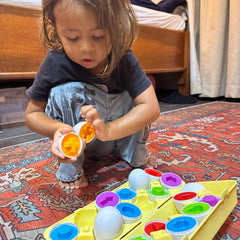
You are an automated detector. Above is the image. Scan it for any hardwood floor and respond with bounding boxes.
[0,122,44,148]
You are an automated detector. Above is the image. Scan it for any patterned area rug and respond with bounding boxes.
[0,101,239,240]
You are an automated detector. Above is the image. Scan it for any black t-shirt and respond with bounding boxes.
[26,50,151,102]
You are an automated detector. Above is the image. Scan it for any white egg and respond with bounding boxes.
[94,206,123,240]
[128,168,150,190]
[182,182,206,193]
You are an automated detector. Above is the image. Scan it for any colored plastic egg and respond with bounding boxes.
[95,191,120,211]
[148,187,170,201]
[58,132,82,158]
[117,202,142,224]
[115,188,137,202]
[198,195,221,207]
[182,202,212,224]
[73,121,95,143]
[173,191,198,212]
[160,173,182,189]
[128,236,152,240]
[144,168,162,182]
[144,220,166,236]
[166,216,198,240]
[50,223,79,240]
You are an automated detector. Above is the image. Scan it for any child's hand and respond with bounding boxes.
[51,126,86,163]
[80,105,100,122]
[80,105,111,141]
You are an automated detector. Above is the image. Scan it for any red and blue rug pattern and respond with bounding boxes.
[0,102,239,240]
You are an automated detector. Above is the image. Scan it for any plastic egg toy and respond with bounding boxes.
[94,206,123,240]
[95,191,120,211]
[128,168,150,190]
[117,202,142,224]
[128,236,152,240]
[198,195,221,207]
[50,223,79,240]
[144,220,166,236]
[58,132,82,158]
[166,216,198,240]
[74,121,95,143]
[160,173,182,189]
[182,202,212,224]
[173,191,198,212]
[145,168,162,182]
[115,188,137,202]
[148,187,170,201]
[181,182,206,193]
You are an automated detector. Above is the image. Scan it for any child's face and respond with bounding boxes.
[54,2,111,75]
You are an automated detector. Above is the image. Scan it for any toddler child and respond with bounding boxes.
[25,0,160,190]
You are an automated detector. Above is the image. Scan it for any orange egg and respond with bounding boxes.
[75,122,95,143]
[60,132,81,157]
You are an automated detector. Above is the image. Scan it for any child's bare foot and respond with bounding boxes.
[142,155,163,169]
[58,174,88,190]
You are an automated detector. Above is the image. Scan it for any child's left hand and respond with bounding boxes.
[80,105,111,142]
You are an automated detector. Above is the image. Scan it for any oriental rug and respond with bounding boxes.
[0,101,239,240]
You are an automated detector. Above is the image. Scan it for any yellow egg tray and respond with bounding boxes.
[125,180,237,240]
[44,180,237,240]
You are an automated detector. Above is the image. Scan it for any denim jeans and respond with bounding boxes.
[45,82,149,182]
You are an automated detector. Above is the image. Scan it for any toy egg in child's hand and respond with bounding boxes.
[74,121,95,143]
[58,132,82,158]
[128,168,150,190]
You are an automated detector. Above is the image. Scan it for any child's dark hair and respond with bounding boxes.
[40,0,138,77]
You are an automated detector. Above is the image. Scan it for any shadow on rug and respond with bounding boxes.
[0,101,239,240]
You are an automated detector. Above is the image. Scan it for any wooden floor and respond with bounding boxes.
[0,83,224,149]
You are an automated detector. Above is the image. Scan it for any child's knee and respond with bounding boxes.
[45,82,95,124]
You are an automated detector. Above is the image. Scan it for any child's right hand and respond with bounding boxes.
[51,126,86,163]
[80,105,111,142]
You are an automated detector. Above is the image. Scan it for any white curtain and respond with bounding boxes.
[188,0,240,98]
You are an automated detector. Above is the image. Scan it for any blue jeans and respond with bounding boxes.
[45,82,149,182]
